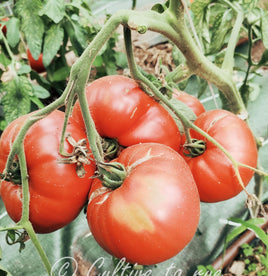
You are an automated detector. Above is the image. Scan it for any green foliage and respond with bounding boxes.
[0,0,127,131]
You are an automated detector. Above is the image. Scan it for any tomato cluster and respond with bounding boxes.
[0,75,258,265]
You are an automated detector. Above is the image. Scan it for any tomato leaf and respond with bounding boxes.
[5,17,20,48]
[15,0,44,60]
[167,97,196,133]
[43,24,64,67]
[1,76,31,124]
[39,0,65,24]
[32,84,50,99]
[208,10,232,54]
[64,20,87,56]
[261,11,268,49]
[241,0,259,13]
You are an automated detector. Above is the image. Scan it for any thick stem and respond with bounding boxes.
[162,12,246,115]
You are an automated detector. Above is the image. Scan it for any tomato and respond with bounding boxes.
[87,143,200,265]
[27,49,46,73]
[0,17,8,36]
[72,75,181,151]
[0,110,95,233]
[173,90,205,117]
[180,109,258,202]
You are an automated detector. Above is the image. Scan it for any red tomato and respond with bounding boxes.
[87,143,200,265]
[0,17,8,36]
[180,109,258,202]
[27,49,46,73]
[0,110,95,233]
[72,75,181,151]
[173,90,205,117]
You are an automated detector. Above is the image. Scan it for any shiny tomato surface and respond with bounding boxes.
[0,110,95,233]
[72,75,181,151]
[87,143,200,265]
[181,109,258,202]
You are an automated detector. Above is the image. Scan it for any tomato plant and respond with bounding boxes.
[27,49,46,73]
[87,143,200,265]
[0,110,95,233]
[72,75,181,151]
[173,90,205,116]
[180,109,258,202]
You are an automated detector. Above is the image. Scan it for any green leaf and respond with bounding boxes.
[15,0,44,60]
[114,52,128,69]
[64,20,87,56]
[241,0,259,13]
[191,0,210,27]
[0,51,11,68]
[167,97,196,133]
[32,84,50,99]
[39,0,65,24]
[17,64,32,75]
[208,10,232,54]
[49,66,70,82]
[229,217,268,247]
[43,24,64,67]
[6,17,20,48]
[261,11,268,49]
[1,76,32,124]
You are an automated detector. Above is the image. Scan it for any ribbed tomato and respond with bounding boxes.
[72,75,181,151]
[87,143,200,265]
[0,110,95,233]
[180,109,258,202]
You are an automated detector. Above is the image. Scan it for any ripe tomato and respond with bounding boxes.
[87,143,200,265]
[180,109,258,202]
[72,75,181,151]
[0,110,95,233]
[27,49,46,73]
[0,17,8,36]
[173,90,205,117]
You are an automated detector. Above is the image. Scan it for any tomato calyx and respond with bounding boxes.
[182,139,206,157]
[58,134,93,178]
[102,138,120,160]
[6,229,29,252]
[0,158,22,185]
[98,161,126,189]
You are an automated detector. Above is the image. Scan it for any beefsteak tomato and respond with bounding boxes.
[72,75,181,151]
[87,143,200,265]
[0,110,95,233]
[180,109,258,202]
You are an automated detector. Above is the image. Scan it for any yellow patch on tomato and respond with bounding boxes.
[111,199,155,233]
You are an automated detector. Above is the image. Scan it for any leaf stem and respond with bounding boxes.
[222,8,244,71]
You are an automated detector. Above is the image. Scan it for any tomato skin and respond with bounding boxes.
[72,75,181,151]
[180,109,258,202]
[0,17,8,36]
[173,90,205,117]
[0,110,95,233]
[87,143,200,265]
[27,49,46,73]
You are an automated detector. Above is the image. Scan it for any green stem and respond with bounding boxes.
[165,63,192,84]
[17,145,30,222]
[24,222,54,276]
[161,10,246,115]
[222,9,244,71]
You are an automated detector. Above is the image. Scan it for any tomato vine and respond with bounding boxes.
[0,0,268,274]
